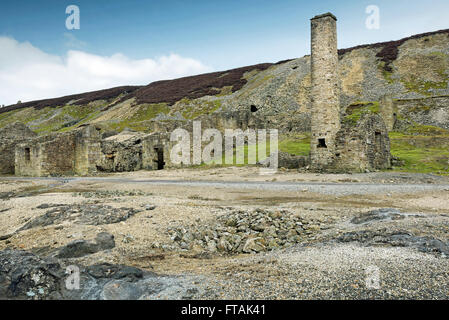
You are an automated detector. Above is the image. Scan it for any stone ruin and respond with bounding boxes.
[13,126,174,177]
[309,13,391,172]
[0,13,392,176]
[0,122,37,174]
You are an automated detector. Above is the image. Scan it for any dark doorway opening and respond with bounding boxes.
[25,148,31,161]
[317,139,327,148]
[375,131,382,145]
[154,147,165,170]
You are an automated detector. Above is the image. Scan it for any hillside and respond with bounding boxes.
[0,28,448,173]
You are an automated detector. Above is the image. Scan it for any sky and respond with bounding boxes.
[0,0,448,105]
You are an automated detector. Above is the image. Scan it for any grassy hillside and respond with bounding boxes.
[0,28,448,174]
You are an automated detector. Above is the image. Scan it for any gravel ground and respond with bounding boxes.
[1,169,448,300]
[200,243,449,299]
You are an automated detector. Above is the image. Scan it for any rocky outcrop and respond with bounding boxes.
[56,232,115,259]
[0,249,206,300]
[18,204,140,231]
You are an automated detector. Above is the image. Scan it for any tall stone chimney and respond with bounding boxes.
[309,12,340,169]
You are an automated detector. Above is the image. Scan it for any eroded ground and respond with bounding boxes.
[1,167,449,299]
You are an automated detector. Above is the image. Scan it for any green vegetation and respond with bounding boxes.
[181,100,221,119]
[197,133,310,168]
[343,101,380,125]
[131,103,170,120]
[378,62,395,84]
[278,133,310,156]
[402,77,448,96]
[405,124,449,136]
[389,131,449,174]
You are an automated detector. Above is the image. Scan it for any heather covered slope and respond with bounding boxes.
[0,28,449,174]
[0,28,448,136]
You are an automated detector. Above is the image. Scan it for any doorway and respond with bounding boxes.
[154,147,165,170]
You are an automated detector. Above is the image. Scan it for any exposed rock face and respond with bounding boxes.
[395,95,449,130]
[338,231,449,257]
[0,249,207,300]
[56,233,115,259]
[18,204,139,231]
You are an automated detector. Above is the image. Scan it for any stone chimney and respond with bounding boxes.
[309,12,340,169]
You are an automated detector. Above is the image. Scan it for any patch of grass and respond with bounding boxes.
[343,101,380,125]
[402,77,448,96]
[130,103,170,121]
[196,134,310,168]
[279,133,310,156]
[389,131,449,174]
[405,124,449,136]
[182,100,221,120]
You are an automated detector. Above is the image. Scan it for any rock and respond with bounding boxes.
[207,240,217,253]
[19,205,139,231]
[101,280,142,300]
[57,232,115,258]
[338,230,449,257]
[145,204,156,211]
[243,237,266,253]
[167,208,311,255]
[217,238,232,253]
[0,248,213,300]
[122,234,135,243]
[0,249,63,299]
[351,208,403,224]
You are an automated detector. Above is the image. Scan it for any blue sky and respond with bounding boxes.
[0,0,448,104]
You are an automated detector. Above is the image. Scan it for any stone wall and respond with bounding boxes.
[334,114,391,172]
[15,126,101,177]
[96,132,144,172]
[142,133,173,170]
[309,13,341,169]
[0,122,37,174]
[380,95,396,131]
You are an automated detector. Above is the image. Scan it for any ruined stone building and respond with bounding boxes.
[12,126,174,177]
[309,13,391,172]
[0,122,37,174]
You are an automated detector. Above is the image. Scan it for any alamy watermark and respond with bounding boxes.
[65,265,80,290]
[170,121,279,174]
[365,5,380,30]
[365,265,381,289]
[66,5,80,30]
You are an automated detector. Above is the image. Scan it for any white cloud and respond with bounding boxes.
[0,36,212,106]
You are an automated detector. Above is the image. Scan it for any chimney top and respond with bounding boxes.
[311,12,337,21]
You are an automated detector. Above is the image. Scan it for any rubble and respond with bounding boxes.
[167,208,322,254]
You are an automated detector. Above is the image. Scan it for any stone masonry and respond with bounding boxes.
[309,13,391,172]
[0,122,37,174]
[310,13,341,169]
